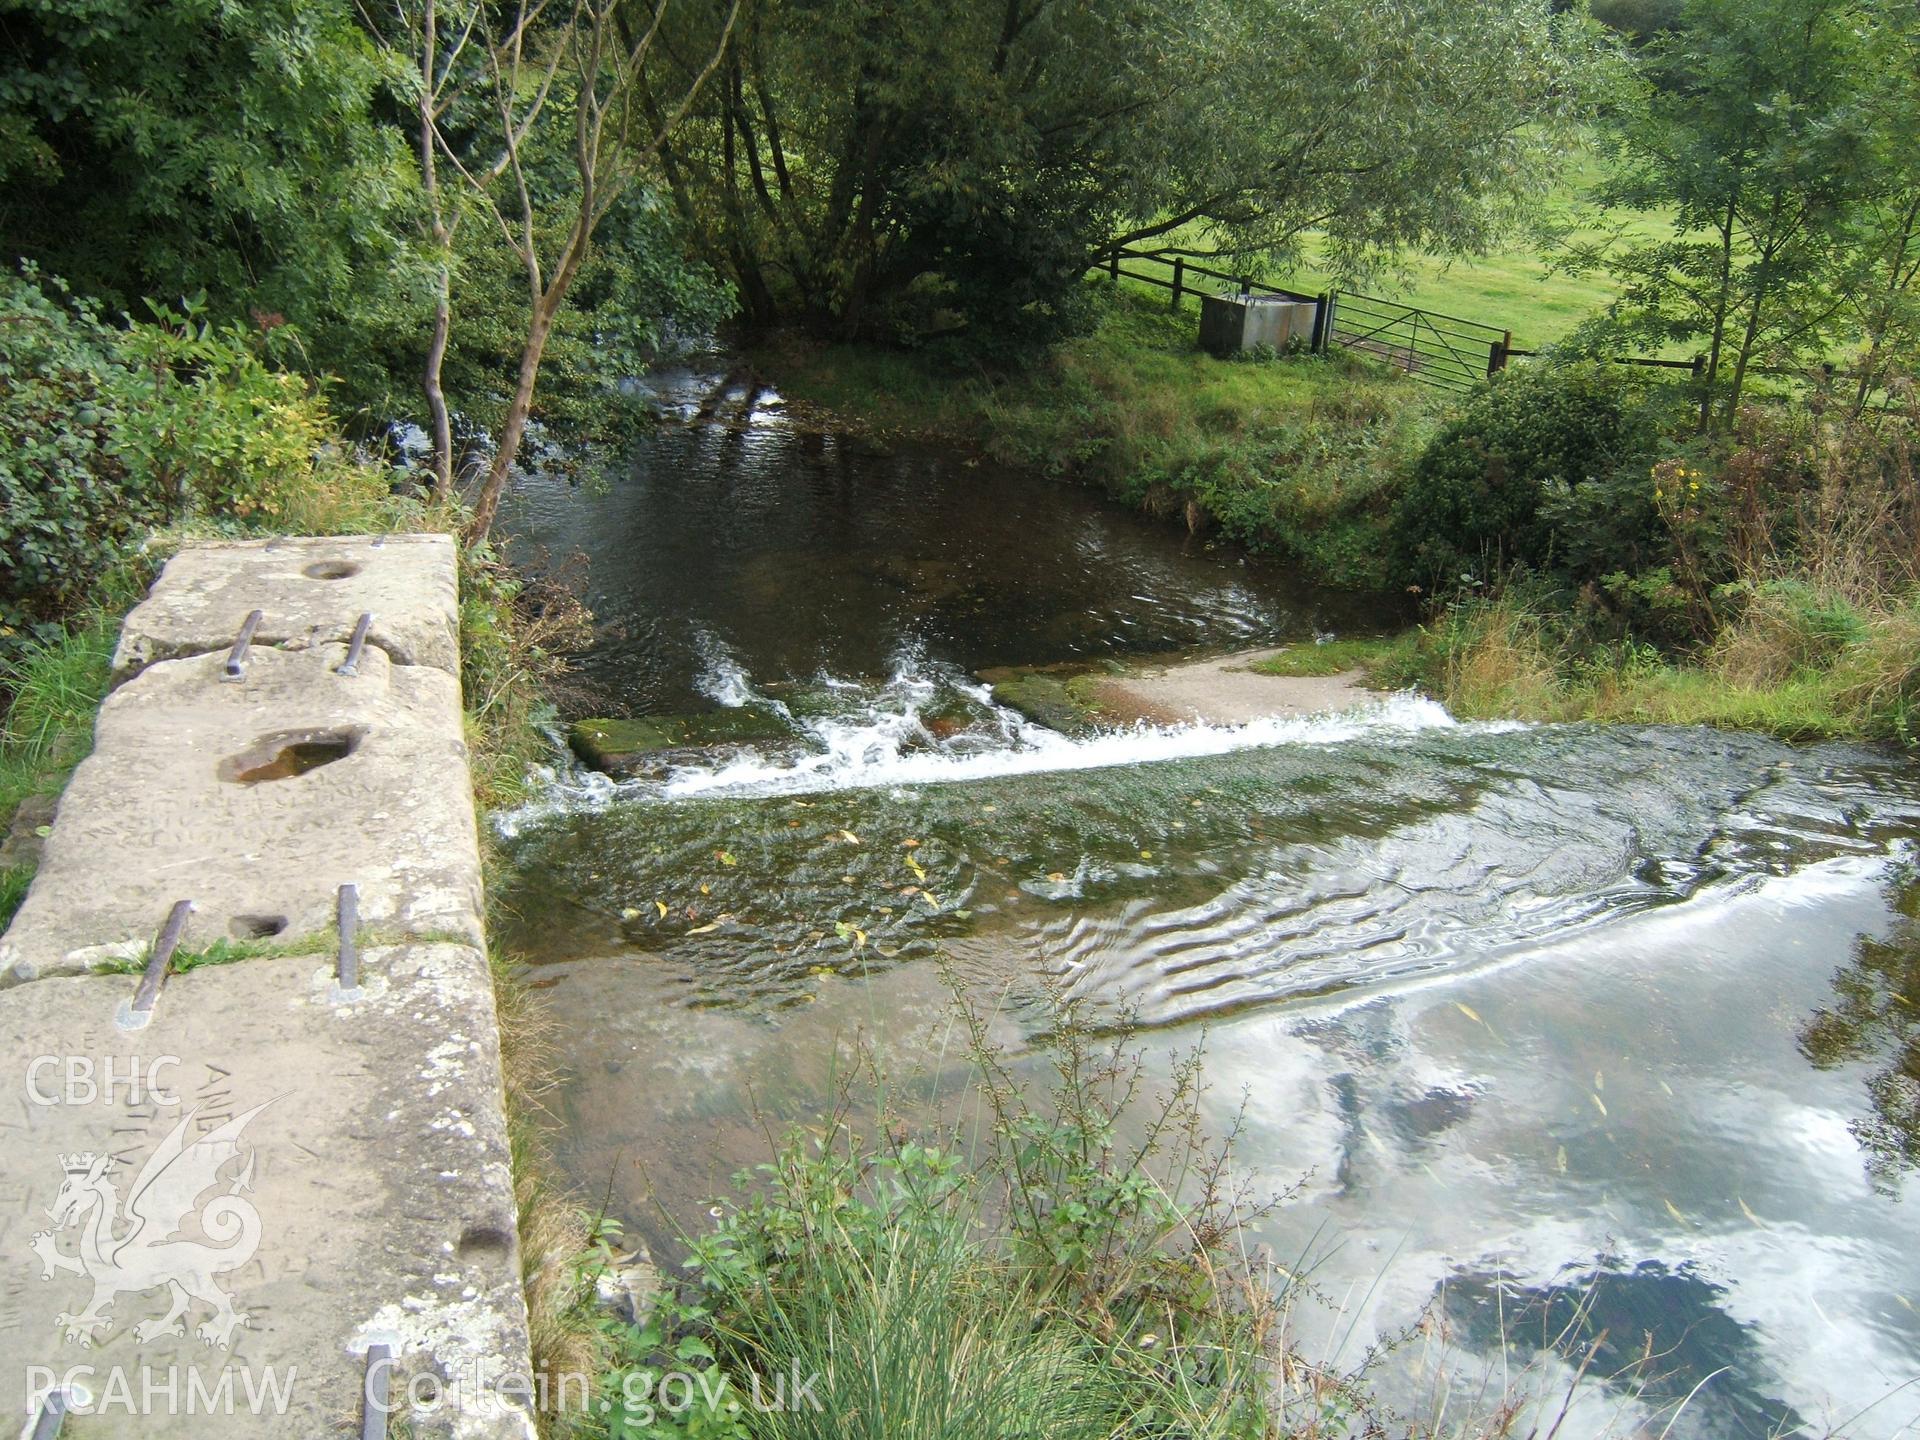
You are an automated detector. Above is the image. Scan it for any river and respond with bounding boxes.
[499,368,1920,1437]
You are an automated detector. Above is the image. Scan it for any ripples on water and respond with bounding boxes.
[499,655,1920,1030]
[499,390,1920,1439]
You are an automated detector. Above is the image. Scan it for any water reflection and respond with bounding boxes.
[1800,862,1920,1193]
[1443,1258,1807,1439]
[502,409,1386,711]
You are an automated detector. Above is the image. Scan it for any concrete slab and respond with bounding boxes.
[1,643,483,985]
[111,535,461,686]
[1088,647,1385,726]
[0,944,535,1438]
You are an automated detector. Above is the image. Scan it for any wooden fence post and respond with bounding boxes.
[1487,330,1512,377]
[1239,275,1252,296]
[1170,257,1185,311]
[1109,252,1120,283]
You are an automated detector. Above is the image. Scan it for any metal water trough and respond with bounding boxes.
[1199,293,1317,356]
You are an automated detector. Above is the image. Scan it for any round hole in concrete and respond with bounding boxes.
[230,914,289,939]
[217,727,364,785]
[302,559,360,580]
[457,1225,515,1262]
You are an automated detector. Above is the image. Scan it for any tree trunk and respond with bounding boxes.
[1698,189,1741,434]
[467,300,556,543]
[423,263,454,501]
[418,0,455,501]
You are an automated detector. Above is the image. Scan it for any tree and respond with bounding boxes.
[645,0,1607,345]
[1836,9,1920,415]
[0,0,422,406]
[1570,0,1876,431]
[408,0,738,538]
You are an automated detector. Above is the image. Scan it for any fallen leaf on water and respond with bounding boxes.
[839,829,861,845]
[1590,1093,1608,1118]
[1662,1197,1689,1227]
[1454,1002,1484,1025]
[700,883,711,896]
[1658,1079,1674,1097]
[687,922,721,935]
[654,900,669,919]
[1139,849,1153,860]
[1047,871,1067,883]
[620,907,641,921]
[1594,1070,1604,1092]
[1555,1145,1567,1173]
[716,850,737,866]
[1897,1294,1914,1313]
[901,838,921,849]
[906,856,927,881]
[922,891,940,907]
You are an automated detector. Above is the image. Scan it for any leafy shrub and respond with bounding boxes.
[0,269,163,646]
[592,998,1291,1439]
[0,267,390,657]
[1392,362,1666,593]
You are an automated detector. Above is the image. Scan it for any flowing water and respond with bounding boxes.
[500,375,1920,1436]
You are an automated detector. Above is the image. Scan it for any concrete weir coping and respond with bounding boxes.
[110,534,461,687]
[0,537,536,1438]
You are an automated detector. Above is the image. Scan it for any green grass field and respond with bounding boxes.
[1115,148,1672,353]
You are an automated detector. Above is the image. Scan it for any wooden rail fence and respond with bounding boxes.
[1096,248,1515,392]
[1091,249,1868,394]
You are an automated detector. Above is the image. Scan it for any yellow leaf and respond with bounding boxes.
[1047,871,1067,883]
[1454,1002,1484,1025]
[906,856,927,881]
[1738,1196,1765,1227]
[1590,1093,1608,1118]
[654,900,668,919]
[1662,1197,1688,1227]
[620,907,641,921]
[1139,849,1153,860]
[716,850,737,866]
[687,922,720,935]
[901,838,921,848]
[922,891,940,907]
[839,829,861,845]
[700,883,711,896]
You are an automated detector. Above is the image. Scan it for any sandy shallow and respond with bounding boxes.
[1087,646,1385,725]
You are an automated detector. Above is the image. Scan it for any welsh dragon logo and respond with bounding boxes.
[29,1101,272,1349]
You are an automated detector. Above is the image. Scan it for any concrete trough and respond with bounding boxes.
[1198,293,1318,356]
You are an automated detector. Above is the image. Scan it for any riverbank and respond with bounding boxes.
[749,292,1437,592]
[747,291,1918,749]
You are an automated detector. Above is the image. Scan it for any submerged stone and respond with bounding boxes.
[568,710,796,776]
[975,666,1108,736]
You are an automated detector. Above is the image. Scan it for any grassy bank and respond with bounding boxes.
[755,292,1438,590]
[1283,589,1919,745]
